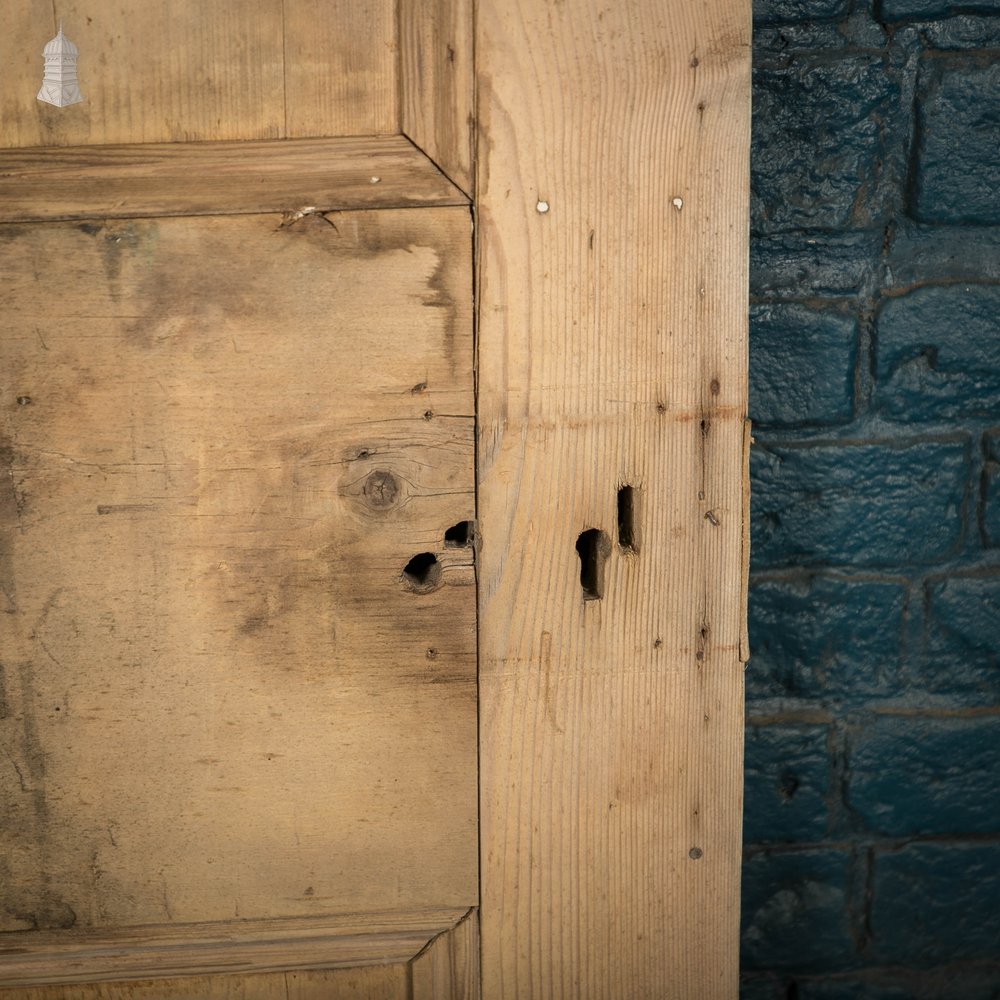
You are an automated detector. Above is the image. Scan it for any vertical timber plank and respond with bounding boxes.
[399,0,474,193]
[476,0,750,998]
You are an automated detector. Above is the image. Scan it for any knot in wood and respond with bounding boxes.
[362,469,401,509]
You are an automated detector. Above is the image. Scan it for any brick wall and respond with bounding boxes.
[744,0,1000,995]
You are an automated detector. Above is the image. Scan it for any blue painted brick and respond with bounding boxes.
[887,224,1000,287]
[754,0,850,24]
[796,978,912,999]
[751,439,968,569]
[750,303,856,427]
[871,842,1000,964]
[742,849,857,970]
[740,976,784,1000]
[752,58,899,232]
[982,431,1000,548]
[914,62,1000,225]
[848,715,1000,835]
[879,0,1000,21]
[799,970,1000,999]
[875,285,1000,419]
[744,724,831,843]
[748,575,905,702]
[918,573,1000,702]
[752,231,881,297]
[917,15,1000,49]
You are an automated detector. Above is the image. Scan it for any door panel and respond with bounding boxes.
[0,207,477,986]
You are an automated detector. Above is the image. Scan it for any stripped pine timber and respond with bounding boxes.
[0,208,478,985]
[0,1,396,149]
[0,963,410,1000]
[0,909,467,986]
[399,0,474,194]
[284,0,397,140]
[476,0,750,997]
[410,908,480,1000]
[0,136,467,224]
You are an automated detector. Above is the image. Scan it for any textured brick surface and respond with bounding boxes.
[981,430,1000,547]
[887,224,1000,286]
[750,303,856,426]
[918,574,1000,701]
[754,0,851,24]
[848,714,1000,834]
[752,58,899,232]
[742,849,857,970]
[751,439,968,569]
[914,62,1000,224]
[876,285,1000,418]
[753,230,882,297]
[748,576,905,701]
[870,843,1000,964]
[879,0,1000,23]
[745,0,1000,992]
[744,724,832,842]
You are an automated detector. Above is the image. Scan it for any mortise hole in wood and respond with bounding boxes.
[617,485,638,553]
[402,552,441,591]
[444,520,474,547]
[576,528,611,601]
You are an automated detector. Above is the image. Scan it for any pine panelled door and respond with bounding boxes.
[0,2,750,997]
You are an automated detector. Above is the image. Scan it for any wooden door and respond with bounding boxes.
[0,1,749,997]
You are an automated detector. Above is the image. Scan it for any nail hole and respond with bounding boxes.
[402,552,441,591]
[689,847,703,860]
[424,410,434,421]
[16,396,32,406]
[536,200,549,214]
[426,647,438,660]
[617,485,639,553]
[444,520,475,547]
[575,528,611,601]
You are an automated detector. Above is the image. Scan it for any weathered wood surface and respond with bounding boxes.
[0,1,395,149]
[0,137,468,224]
[475,0,750,996]
[0,208,477,981]
[0,908,468,986]
[399,0,474,194]
[410,908,480,1000]
[0,963,410,1000]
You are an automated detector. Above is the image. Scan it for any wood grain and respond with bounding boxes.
[0,1,398,149]
[475,0,750,996]
[284,0,397,139]
[0,208,477,978]
[399,0,474,194]
[410,908,479,1000]
[0,909,466,986]
[0,963,410,1000]
[0,136,468,224]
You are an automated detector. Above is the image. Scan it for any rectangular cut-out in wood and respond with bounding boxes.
[0,206,477,985]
